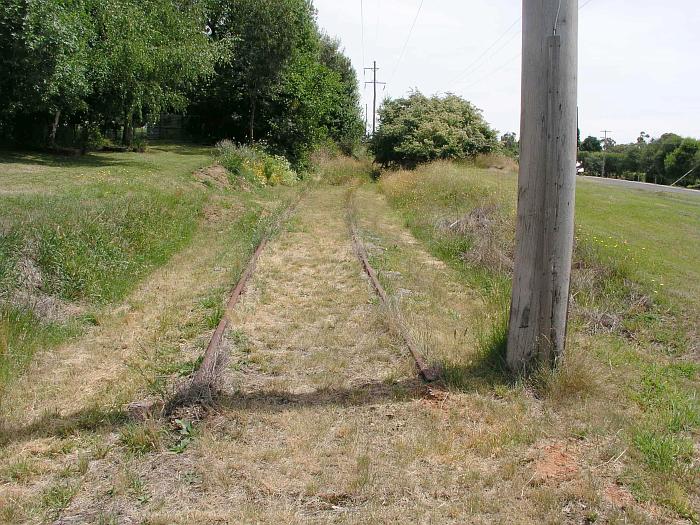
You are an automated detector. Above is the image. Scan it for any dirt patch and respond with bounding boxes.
[194,164,231,189]
[421,385,450,410]
[603,483,635,508]
[531,441,580,484]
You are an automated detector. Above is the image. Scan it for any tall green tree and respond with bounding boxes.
[580,136,602,152]
[665,138,700,184]
[0,0,91,145]
[88,0,222,146]
[192,0,362,167]
[199,0,317,143]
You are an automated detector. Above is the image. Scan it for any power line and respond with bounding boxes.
[360,0,366,75]
[447,17,520,88]
[388,0,425,84]
[460,52,521,91]
[451,29,520,88]
[373,0,382,52]
[447,0,598,94]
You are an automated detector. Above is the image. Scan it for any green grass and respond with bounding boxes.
[119,421,163,455]
[378,160,700,518]
[576,181,700,312]
[0,144,213,390]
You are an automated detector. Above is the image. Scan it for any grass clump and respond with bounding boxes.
[311,147,374,185]
[632,430,694,473]
[0,307,78,390]
[41,482,79,518]
[216,140,297,186]
[0,458,39,484]
[119,421,163,455]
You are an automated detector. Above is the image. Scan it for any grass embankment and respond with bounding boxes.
[0,145,299,522]
[0,144,288,392]
[378,161,699,519]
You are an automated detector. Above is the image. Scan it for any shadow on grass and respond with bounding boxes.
[439,314,515,391]
[0,149,145,170]
[0,405,129,448]
[0,378,429,447]
[148,143,212,156]
[0,142,210,169]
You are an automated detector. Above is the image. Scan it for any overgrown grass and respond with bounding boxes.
[0,145,213,390]
[378,161,700,518]
[311,148,375,185]
[216,140,297,186]
[0,308,80,387]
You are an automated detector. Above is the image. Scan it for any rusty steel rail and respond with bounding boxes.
[190,236,269,387]
[192,200,300,388]
[158,200,301,416]
[348,216,438,382]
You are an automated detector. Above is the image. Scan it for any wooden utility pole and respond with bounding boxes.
[507,0,579,371]
[364,61,385,135]
[600,130,612,178]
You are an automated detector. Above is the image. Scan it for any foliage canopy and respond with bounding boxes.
[578,132,700,187]
[370,92,498,168]
[0,0,364,166]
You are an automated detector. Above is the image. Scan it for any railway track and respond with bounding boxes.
[146,184,436,418]
[162,198,301,414]
[346,187,439,382]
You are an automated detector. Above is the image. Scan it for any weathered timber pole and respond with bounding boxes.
[507,0,579,371]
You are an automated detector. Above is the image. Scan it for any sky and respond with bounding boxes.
[313,0,700,144]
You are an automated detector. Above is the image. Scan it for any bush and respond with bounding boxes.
[370,91,498,168]
[216,140,297,186]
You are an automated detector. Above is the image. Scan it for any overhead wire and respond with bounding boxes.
[461,53,521,90]
[449,0,598,93]
[387,0,425,86]
[446,16,520,89]
[373,0,382,51]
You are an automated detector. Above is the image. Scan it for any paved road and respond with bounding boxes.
[580,176,700,197]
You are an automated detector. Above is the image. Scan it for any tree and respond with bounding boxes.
[371,92,498,167]
[197,0,317,143]
[316,34,364,153]
[88,0,221,146]
[637,131,650,146]
[191,0,362,168]
[580,136,602,152]
[665,138,700,185]
[0,0,221,148]
[500,132,519,158]
[0,0,91,145]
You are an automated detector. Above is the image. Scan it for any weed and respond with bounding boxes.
[169,418,196,454]
[119,421,163,455]
[0,458,38,483]
[632,430,694,473]
[41,482,78,517]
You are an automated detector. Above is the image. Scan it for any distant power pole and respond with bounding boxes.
[507,0,579,371]
[600,130,612,178]
[365,104,369,137]
[364,61,385,136]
